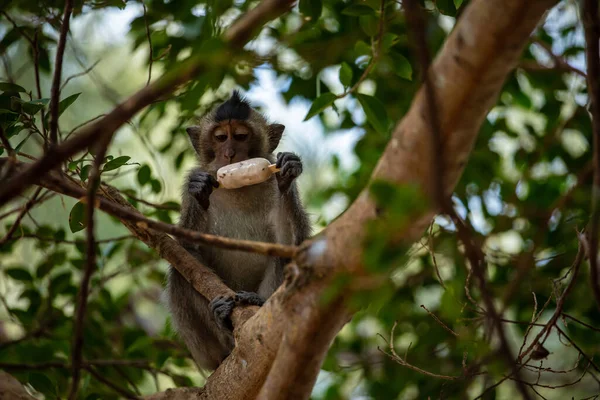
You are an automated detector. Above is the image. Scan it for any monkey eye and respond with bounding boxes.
[215,134,228,142]
[233,128,249,141]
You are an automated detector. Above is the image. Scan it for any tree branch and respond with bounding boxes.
[49,0,73,145]
[582,0,600,311]
[0,0,295,207]
[68,132,110,399]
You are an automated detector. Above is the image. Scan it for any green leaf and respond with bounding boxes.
[0,82,26,93]
[103,156,131,171]
[57,92,81,117]
[299,0,322,20]
[80,164,91,182]
[69,202,88,233]
[356,93,389,134]
[339,62,353,87]
[359,15,379,37]
[68,161,79,171]
[435,0,457,16]
[11,97,50,115]
[150,179,162,193]
[14,132,33,152]
[36,261,55,279]
[28,372,56,396]
[304,93,337,121]
[381,33,399,51]
[454,0,464,8]
[137,165,151,186]
[341,5,374,16]
[390,53,412,80]
[5,267,33,282]
[49,271,72,295]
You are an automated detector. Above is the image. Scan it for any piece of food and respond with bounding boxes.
[216,157,279,189]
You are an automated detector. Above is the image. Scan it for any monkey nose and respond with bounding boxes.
[225,150,236,162]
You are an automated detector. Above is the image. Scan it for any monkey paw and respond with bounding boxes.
[188,170,219,210]
[210,296,235,331]
[275,152,303,192]
[235,291,265,307]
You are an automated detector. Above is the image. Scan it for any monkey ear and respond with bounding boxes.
[268,124,285,153]
[186,126,201,150]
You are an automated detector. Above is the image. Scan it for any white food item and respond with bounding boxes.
[216,157,276,189]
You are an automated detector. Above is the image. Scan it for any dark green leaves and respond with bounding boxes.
[69,202,88,233]
[339,63,353,87]
[389,53,413,81]
[341,5,374,16]
[137,164,151,185]
[0,82,26,93]
[5,267,34,282]
[11,97,49,115]
[304,93,337,121]
[356,93,390,134]
[57,93,81,117]
[299,0,322,20]
[103,156,131,171]
[28,372,56,397]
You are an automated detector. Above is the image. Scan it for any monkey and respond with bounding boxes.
[164,91,312,371]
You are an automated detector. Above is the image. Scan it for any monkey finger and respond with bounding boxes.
[235,291,264,306]
[281,161,303,178]
[276,152,285,169]
[189,174,212,185]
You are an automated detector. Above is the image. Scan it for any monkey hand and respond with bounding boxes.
[188,170,219,210]
[210,292,264,331]
[275,152,303,193]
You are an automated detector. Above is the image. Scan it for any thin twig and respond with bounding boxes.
[531,38,587,78]
[60,59,101,91]
[563,313,600,333]
[582,0,600,312]
[49,0,73,145]
[68,132,109,400]
[428,223,446,289]
[4,233,132,245]
[384,321,460,380]
[143,2,153,86]
[0,187,43,245]
[0,127,15,158]
[84,366,139,399]
[64,114,106,141]
[519,236,584,361]
[122,192,180,211]
[420,305,458,337]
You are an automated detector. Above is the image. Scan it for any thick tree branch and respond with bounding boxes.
[0,0,295,207]
[49,0,73,145]
[583,0,600,311]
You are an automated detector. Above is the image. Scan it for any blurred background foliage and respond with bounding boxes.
[0,0,599,398]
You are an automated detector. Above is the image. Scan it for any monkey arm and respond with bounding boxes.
[281,182,312,246]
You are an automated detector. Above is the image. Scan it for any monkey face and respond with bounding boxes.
[210,120,262,169]
[186,91,286,172]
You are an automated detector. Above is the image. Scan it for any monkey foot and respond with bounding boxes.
[210,296,235,331]
[235,291,265,307]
